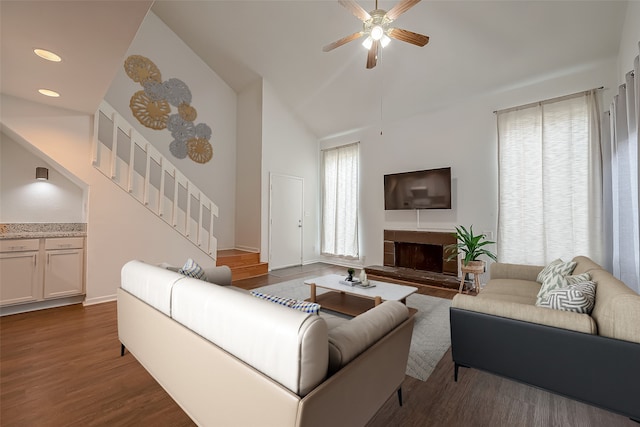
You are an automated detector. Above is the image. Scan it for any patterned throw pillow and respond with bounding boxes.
[178,258,206,280]
[560,272,591,287]
[535,259,577,305]
[536,281,597,314]
[250,291,321,315]
[290,300,323,314]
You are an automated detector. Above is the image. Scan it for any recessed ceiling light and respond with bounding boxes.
[34,48,62,62]
[38,89,60,97]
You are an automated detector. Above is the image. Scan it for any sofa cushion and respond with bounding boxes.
[536,259,577,304]
[480,279,540,305]
[172,279,328,396]
[327,301,408,374]
[452,294,597,334]
[121,260,185,316]
[178,258,206,280]
[537,281,597,314]
[250,291,321,315]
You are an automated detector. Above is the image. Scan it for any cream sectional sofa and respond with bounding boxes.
[117,260,415,427]
[450,256,640,421]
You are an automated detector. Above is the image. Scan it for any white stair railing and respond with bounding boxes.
[92,101,218,260]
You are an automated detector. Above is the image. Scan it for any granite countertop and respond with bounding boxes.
[0,223,87,240]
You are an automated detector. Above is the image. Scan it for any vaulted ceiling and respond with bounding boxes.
[1,1,630,139]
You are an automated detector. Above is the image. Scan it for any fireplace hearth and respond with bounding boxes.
[365,230,460,290]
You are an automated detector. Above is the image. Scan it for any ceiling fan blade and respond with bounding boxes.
[323,32,364,52]
[388,27,429,47]
[338,0,371,22]
[366,40,380,69]
[385,0,421,21]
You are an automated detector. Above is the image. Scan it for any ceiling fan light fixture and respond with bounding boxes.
[380,34,391,48]
[370,25,384,40]
[362,36,373,50]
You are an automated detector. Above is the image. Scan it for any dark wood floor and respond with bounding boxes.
[0,263,634,426]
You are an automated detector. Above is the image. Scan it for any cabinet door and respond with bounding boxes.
[44,249,84,298]
[0,252,41,306]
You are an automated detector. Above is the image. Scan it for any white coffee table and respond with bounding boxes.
[303,274,418,316]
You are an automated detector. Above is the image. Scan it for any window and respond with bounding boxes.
[321,143,359,258]
[497,91,602,265]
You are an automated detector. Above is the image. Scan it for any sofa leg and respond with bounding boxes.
[120,343,126,357]
[397,387,403,407]
[454,363,459,382]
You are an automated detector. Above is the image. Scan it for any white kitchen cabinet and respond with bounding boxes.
[0,239,41,306]
[44,237,84,298]
[0,237,85,308]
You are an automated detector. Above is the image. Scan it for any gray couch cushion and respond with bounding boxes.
[480,279,540,304]
[537,280,596,314]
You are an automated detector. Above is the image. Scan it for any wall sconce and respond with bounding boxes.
[36,167,49,180]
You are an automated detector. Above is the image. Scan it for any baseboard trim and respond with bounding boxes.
[233,245,260,253]
[0,295,85,316]
[318,255,363,269]
[83,294,116,306]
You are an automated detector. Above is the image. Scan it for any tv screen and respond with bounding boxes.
[384,167,452,210]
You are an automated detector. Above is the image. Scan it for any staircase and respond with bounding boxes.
[217,250,268,281]
[93,101,218,261]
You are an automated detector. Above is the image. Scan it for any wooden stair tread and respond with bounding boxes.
[217,250,268,281]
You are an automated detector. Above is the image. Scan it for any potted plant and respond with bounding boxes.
[445,225,497,272]
[346,268,355,282]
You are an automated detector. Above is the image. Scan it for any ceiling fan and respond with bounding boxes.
[323,0,429,69]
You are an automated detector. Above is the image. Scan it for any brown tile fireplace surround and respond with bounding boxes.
[365,229,461,290]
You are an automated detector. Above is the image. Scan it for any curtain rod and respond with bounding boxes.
[493,86,604,114]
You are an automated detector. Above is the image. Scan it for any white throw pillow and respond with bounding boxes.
[536,281,597,314]
[535,259,577,304]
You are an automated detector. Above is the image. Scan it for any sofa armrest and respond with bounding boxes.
[203,265,232,286]
[452,294,597,334]
[490,262,544,282]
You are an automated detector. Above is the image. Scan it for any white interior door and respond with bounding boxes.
[269,173,303,270]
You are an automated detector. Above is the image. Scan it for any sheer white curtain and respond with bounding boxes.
[497,91,602,265]
[603,43,640,293]
[321,143,359,258]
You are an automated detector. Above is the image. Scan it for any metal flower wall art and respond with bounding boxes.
[124,55,213,164]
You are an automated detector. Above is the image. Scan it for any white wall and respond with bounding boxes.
[1,95,227,304]
[104,11,237,250]
[235,79,263,252]
[261,81,320,265]
[0,131,85,223]
[617,1,640,81]
[321,58,619,268]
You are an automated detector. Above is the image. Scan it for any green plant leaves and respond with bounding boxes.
[444,225,497,265]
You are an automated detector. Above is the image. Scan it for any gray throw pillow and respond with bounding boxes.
[536,281,597,314]
[535,259,577,304]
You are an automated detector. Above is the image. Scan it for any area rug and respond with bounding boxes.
[253,279,452,382]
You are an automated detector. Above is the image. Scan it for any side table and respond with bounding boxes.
[459,262,485,293]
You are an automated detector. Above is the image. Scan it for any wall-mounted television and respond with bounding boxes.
[384,167,452,210]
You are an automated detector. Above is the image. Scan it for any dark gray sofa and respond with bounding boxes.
[450,256,640,421]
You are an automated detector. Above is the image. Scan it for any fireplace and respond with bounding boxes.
[383,230,457,275]
[365,229,460,290]
[395,242,443,272]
